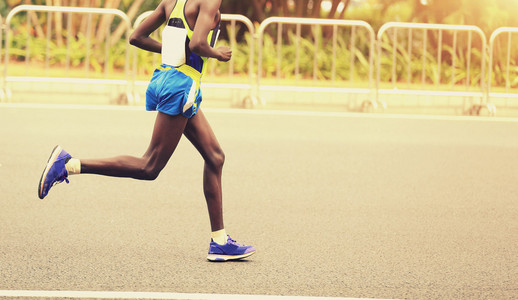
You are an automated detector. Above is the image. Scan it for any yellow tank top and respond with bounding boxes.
[161,0,220,76]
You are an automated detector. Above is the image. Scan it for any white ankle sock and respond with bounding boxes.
[65,158,81,175]
[211,229,227,245]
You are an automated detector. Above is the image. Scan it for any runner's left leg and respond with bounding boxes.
[80,112,188,180]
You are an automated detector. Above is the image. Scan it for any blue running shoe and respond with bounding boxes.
[38,146,71,199]
[207,235,256,262]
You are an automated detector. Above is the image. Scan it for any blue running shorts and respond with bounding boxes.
[146,64,202,118]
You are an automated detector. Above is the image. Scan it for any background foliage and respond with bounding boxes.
[4,0,518,35]
[1,0,517,87]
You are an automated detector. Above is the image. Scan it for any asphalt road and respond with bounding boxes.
[0,104,517,299]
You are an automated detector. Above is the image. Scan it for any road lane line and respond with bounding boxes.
[0,290,395,300]
[1,102,518,122]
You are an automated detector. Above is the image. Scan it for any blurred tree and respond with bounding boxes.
[6,0,518,42]
[110,0,145,45]
[222,0,352,23]
[409,0,518,33]
[95,0,122,44]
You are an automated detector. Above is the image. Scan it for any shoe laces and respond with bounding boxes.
[226,235,242,246]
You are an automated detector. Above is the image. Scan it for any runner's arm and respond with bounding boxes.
[189,0,231,62]
[129,1,166,53]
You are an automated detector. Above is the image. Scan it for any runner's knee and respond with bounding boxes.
[140,165,161,180]
[207,148,225,170]
[137,157,162,180]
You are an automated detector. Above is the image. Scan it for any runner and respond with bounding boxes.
[37,0,255,262]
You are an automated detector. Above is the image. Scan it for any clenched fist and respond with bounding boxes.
[216,46,232,62]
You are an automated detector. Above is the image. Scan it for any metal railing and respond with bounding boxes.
[213,14,255,98]
[3,5,132,102]
[1,15,3,100]
[132,11,255,106]
[0,15,3,59]
[2,5,517,117]
[257,17,377,110]
[488,27,518,112]
[0,14,7,101]
[377,22,492,115]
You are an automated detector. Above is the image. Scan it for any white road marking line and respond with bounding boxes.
[207,107,518,122]
[0,290,394,300]
[0,102,143,111]
[1,102,518,123]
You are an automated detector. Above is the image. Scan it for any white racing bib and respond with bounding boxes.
[161,26,187,66]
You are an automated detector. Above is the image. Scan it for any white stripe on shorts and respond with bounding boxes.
[182,79,197,113]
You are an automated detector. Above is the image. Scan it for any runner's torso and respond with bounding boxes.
[161,0,221,75]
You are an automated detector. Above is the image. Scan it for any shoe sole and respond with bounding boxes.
[207,250,256,262]
[38,145,62,199]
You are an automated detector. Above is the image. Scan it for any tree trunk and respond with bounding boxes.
[25,0,45,38]
[296,0,304,17]
[327,0,338,18]
[69,0,78,38]
[338,0,350,18]
[302,0,310,17]
[271,0,280,16]
[281,0,290,17]
[96,0,121,44]
[323,0,350,39]
[110,0,145,46]
[89,0,102,41]
[79,0,90,38]
[53,0,64,47]
[251,0,266,23]
[312,0,323,18]
[79,0,100,41]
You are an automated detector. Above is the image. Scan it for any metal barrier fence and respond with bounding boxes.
[3,5,132,103]
[131,12,255,106]
[1,5,516,116]
[257,17,377,111]
[0,14,4,101]
[488,27,518,113]
[376,22,493,115]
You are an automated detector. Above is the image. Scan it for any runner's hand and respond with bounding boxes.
[216,46,232,62]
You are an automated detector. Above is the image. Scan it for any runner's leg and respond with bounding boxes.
[183,109,225,232]
[80,112,188,180]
